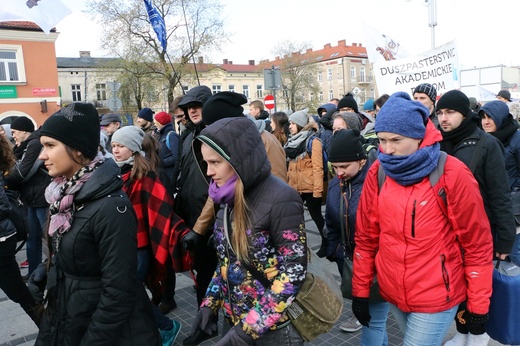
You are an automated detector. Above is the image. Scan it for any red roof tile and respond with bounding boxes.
[0,21,55,32]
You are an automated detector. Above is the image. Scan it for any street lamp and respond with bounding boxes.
[405,0,437,49]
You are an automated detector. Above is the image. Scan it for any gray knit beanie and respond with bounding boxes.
[289,109,309,128]
[111,126,145,153]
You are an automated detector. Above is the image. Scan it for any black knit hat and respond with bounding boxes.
[328,129,366,163]
[436,90,471,117]
[11,116,35,132]
[202,92,248,125]
[337,93,359,113]
[413,83,437,103]
[40,103,100,160]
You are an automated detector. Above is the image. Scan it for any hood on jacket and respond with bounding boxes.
[479,100,510,130]
[75,158,124,203]
[196,117,271,190]
[317,103,337,116]
[319,107,337,131]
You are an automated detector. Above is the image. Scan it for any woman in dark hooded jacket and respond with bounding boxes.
[187,117,307,345]
[33,103,160,346]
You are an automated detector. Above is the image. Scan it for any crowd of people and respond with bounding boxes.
[0,83,518,346]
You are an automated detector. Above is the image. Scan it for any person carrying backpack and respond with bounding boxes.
[352,92,494,346]
[284,109,326,257]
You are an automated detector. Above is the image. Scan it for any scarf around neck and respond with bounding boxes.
[284,130,313,160]
[45,152,104,237]
[209,174,237,207]
[439,113,479,155]
[489,116,519,147]
[378,143,440,186]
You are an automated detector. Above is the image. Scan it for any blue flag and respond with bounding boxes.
[144,0,167,51]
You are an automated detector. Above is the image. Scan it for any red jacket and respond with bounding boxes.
[353,122,493,314]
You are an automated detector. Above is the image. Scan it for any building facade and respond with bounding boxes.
[0,22,60,126]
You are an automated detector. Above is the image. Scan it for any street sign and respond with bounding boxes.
[352,87,361,95]
[263,68,282,90]
[264,94,275,110]
[107,97,122,112]
[107,81,121,92]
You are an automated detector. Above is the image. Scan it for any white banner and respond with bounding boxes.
[362,22,411,64]
[0,0,71,34]
[373,40,460,97]
[475,85,497,102]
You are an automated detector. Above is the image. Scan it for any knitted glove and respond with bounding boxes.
[27,262,47,305]
[190,307,217,335]
[215,324,254,346]
[352,297,371,327]
[456,309,488,335]
[182,230,204,250]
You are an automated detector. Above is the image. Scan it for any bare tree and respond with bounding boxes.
[86,0,226,109]
[272,40,322,112]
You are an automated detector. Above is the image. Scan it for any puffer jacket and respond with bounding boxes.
[287,136,323,197]
[157,122,180,193]
[196,117,307,340]
[36,159,160,346]
[353,123,494,315]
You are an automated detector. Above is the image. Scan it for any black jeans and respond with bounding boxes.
[193,231,218,306]
[0,236,39,325]
[300,193,324,234]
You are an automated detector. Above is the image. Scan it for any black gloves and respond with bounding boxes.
[182,230,204,250]
[352,297,371,327]
[28,262,47,304]
[191,306,217,335]
[456,308,488,335]
[215,324,254,346]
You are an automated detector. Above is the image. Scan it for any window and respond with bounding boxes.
[256,85,262,98]
[71,84,81,102]
[319,91,323,102]
[0,45,26,83]
[360,67,366,82]
[310,92,315,102]
[212,85,221,94]
[327,68,332,81]
[350,66,356,80]
[229,84,235,92]
[96,83,107,101]
[318,71,322,82]
[329,89,334,100]
[243,85,249,98]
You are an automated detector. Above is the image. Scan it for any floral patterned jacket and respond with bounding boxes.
[196,117,307,339]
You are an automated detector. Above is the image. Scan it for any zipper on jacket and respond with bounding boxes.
[440,254,451,302]
[411,200,416,238]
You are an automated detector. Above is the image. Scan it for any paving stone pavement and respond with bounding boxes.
[0,207,505,345]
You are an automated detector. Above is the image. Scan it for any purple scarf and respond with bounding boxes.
[208,174,238,207]
[45,153,104,237]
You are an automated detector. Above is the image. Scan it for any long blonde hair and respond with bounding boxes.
[230,178,252,263]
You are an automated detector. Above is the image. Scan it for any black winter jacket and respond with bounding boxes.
[5,129,51,207]
[36,159,160,346]
[0,176,17,241]
[157,122,181,193]
[448,128,516,253]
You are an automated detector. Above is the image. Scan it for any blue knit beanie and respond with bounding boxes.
[479,100,510,129]
[375,91,429,139]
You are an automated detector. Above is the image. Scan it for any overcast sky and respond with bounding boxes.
[54,0,520,69]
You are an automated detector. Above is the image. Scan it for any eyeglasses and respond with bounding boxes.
[173,113,185,120]
[436,109,457,117]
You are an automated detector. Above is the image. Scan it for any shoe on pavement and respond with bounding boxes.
[20,260,29,268]
[444,331,468,346]
[160,320,181,346]
[339,315,362,332]
[182,327,218,346]
[466,332,490,346]
[158,299,177,315]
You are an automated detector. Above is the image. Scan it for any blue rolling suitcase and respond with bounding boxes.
[485,259,520,345]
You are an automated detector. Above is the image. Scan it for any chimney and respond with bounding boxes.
[248,60,255,66]
[223,59,228,64]
[229,61,233,64]
[359,43,363,47]
[352,43,358,47]
[338,40,346,46]
[198,56,204,64]
[79,51,91,57]
[306,48,313,53]
[324,43,331,49]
